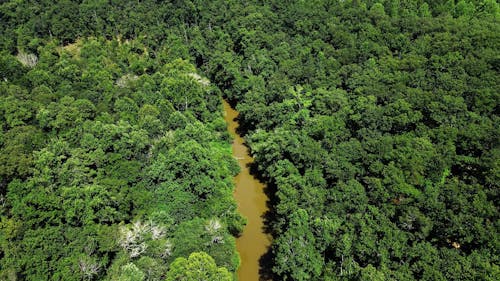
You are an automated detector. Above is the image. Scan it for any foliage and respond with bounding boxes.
[187,0,499,280]
[0,37,238,280]
[0,0,499,280]
[165,252,232,281]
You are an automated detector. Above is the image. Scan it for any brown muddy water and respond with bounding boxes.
[223,100,272,281]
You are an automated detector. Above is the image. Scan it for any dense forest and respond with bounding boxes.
[0,22,242,281]
[1,0,499,280]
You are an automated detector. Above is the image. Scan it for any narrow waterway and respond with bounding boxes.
[223,100,272,281]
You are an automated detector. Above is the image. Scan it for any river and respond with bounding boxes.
[223,100,272,281]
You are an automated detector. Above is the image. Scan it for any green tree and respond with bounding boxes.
[273,209,323,280]
[165,252,231,281]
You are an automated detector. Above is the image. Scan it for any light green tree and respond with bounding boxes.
[165,252,231,281]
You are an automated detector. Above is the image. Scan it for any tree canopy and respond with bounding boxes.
[0,0,499,280]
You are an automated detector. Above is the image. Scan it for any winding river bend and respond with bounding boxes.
[223,100,272,281]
